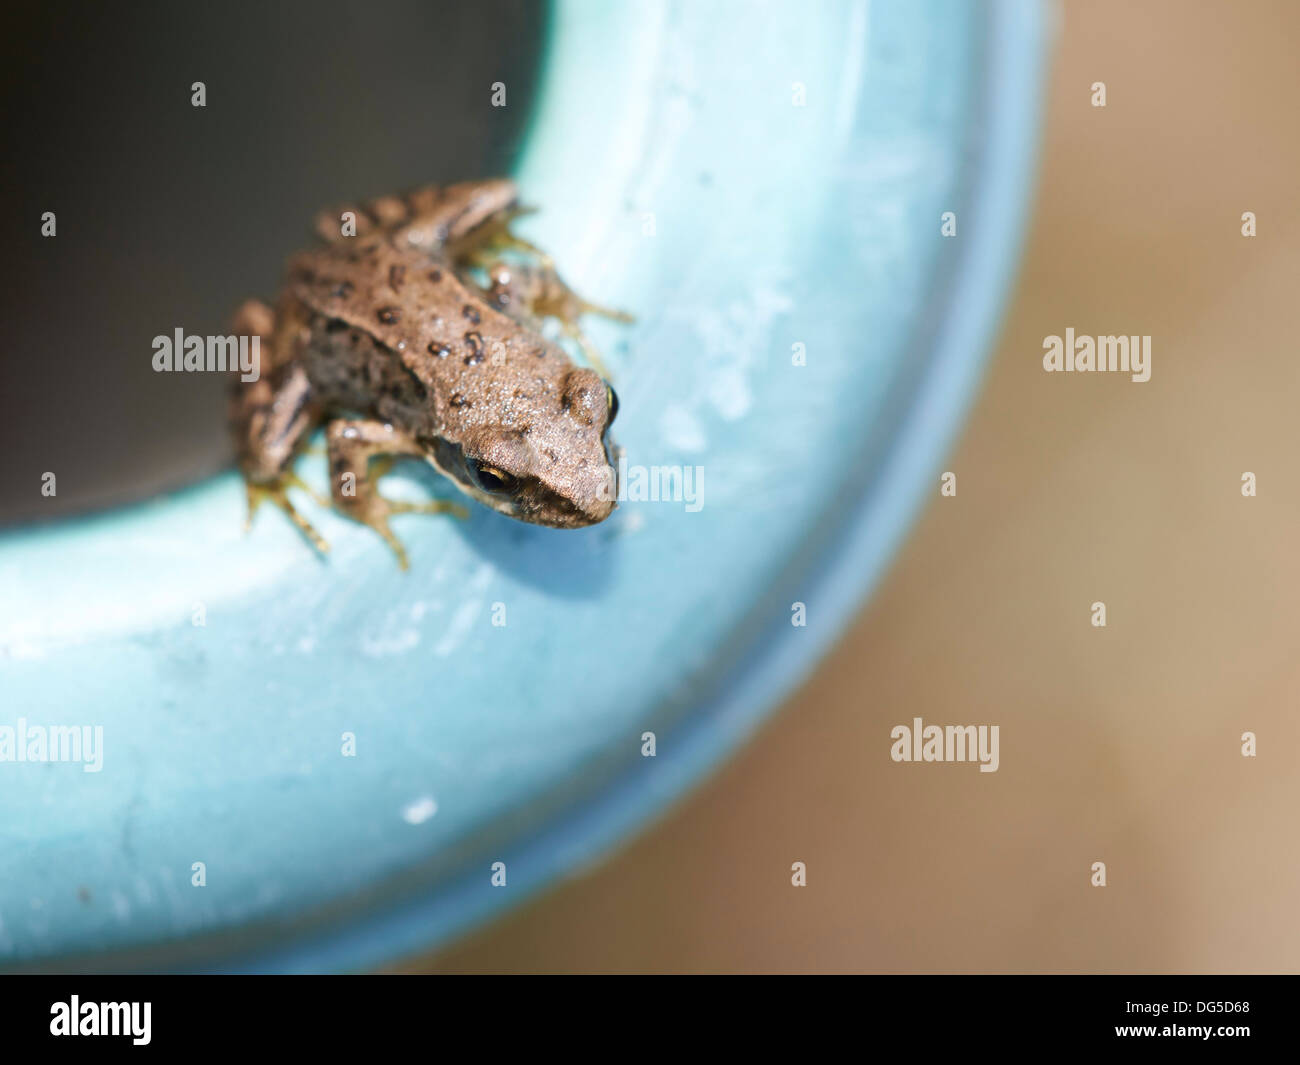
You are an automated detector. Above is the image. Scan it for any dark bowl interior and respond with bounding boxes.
[1,0,544,524]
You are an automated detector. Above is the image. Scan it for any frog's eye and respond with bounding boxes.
[604,383,619,426]
[470,460,516,495]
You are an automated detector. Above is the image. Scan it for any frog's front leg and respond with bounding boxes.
[480,260,633,380]
[325,419,468,570]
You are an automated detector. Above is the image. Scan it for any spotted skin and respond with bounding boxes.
[230,179,625,566]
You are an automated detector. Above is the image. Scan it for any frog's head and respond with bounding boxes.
[429,368,620,528]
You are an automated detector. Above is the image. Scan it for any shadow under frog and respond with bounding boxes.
[359,452,623,598]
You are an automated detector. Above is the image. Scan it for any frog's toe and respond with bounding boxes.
[282,470,330,508]
[367,499,469,570]
[336,496,465,571]
[388,499,470,520]
[366,515,411,572]
[562,322,613,381]
[243,478,331,557]
[582,300,635,324]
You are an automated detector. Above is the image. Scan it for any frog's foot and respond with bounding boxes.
[560,322,613,381]
[339,498,467,572]
[325,419,467,570]
[243,473,330,557]
[450,204,549,268]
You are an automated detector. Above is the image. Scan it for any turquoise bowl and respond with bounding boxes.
[0,0,1047,971]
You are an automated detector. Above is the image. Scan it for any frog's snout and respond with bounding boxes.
[553,459,616,528]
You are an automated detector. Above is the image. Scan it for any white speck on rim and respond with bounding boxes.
[401,796,438,825]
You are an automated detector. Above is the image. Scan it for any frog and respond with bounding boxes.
[229,179,627,568]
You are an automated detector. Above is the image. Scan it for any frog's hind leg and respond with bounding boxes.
[229,322,330,554]
[384,189,634,378]
[324,419,468,570]
[312,179,520,253]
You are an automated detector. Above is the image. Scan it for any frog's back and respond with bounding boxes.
[284,239,581,439]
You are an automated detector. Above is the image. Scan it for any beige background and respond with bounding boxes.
[400,0,1300,973]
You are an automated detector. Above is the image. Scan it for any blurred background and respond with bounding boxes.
[399,0,1300,972]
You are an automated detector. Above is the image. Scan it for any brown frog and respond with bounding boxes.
[230,179,626,568]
